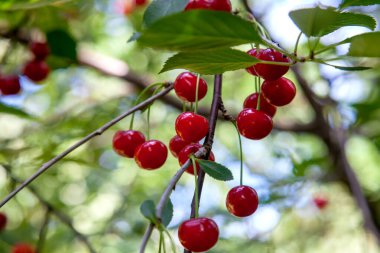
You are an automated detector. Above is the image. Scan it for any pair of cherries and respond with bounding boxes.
[0,41,50,96]
[236,48,297,140]
[113,130,168,170]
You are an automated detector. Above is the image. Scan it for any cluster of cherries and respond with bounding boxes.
[0,41,50,96]
[0,212,35,253]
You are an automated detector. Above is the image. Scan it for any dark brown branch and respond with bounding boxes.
[0,83,174,208]
[4,166,97,253]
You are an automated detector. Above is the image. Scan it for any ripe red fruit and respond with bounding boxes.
[113,130,146,158]
[0,212,7,231]
[246,48,290,81]
[135,0,147,6]
[226,185,259,217]
[185,0,232,12]
[313,196,329,210]
[12,243,35,253]
[29,42,50,60]
[262,77,296,106]
[23,60,50,82]
[134,140,168,170]
[178,143,215,175]
[237,108,273,140]
[0,75,21,95]
[174,72,208,103]
[178,217,219,252]
[169,135,191,158]
[243,92,276,117]
[175,112,209,143]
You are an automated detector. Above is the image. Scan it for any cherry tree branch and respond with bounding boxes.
[3,166,97,253]
[0,83,174,208]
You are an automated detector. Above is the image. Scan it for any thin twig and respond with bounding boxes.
[36,208,51,253]
[0,83,174,208]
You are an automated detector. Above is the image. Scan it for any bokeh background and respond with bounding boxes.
[1,0,380,252]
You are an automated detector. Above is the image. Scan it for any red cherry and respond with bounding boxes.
[246,48,290,81]
[135,0,147,6]
[185,0,232,12]
[243,92,276,117]
[178,143,215,175]
[262,77,296,106]
[12,243,35,253]
[29,42,50,60]
[169,135,191,158]
[226,185,259,217]
[178,217,219,252]
[23,60,50,82]
[237,108,273,140]
[0,212,7,231]
[134,140,168,170]
[113,130,146,158]
[313,196,329,210]
[0,75,21,95]
[175,112,209,143]
[174,72,208,103]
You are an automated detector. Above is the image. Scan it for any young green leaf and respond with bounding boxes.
[0,102,34,119]
[161,198,173,227]
[340,0,380,9]
[289,7,376,37]
[143,0,189,27]
[47,29,77,61]
[140,200,157,224]
[347,32,380,57]
[160,48,260,75]
[138,10,262,51]
[197,159,234,181]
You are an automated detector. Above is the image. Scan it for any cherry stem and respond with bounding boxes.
[233,122,244,186]
[194,74,200,114]
[129,82,164,130]
[294,32,302,56]
[158,231,163,253]
[162,231,167,253]
[146,86,165,140]
[182,102,186,112]
[255,77,261,111]
[163,229,177,253]
[191,155,199,218]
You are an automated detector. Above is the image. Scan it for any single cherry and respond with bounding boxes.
[113,130,146,158]
[178,143,215,175]
[246,48,290,81]
[178,217,219,252]
[262,77,296,106]
[29,42,50,60]
[0,212,7,231]
[134,140,168,170]
[243,92,276,117]
[23,60,50,82]
[237,108,273,140]
[185,0,232,12]
[226,185,259,217]
[169,135,191,158]
[313,196,329,210]
[0,75,21,95]
[12,243,35,253]
[135,0,147,6]
[175,112,209,143]
[174,72,208,103]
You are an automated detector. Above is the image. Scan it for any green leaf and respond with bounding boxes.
[140,200,157,223]
[138,10,262,51]
[0,0,74,10]
[330,65,372,71]
[161,198,173,227]
[340,0,380,8]
[46,30,77,61]
[289,7,376,37]
[160,48,260,75]
[197,159,233,181]
[143,0,189,27]
[347,32,380,57]
[0,102,33,119]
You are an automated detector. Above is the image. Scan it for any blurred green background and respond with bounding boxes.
[0,0,380,252]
